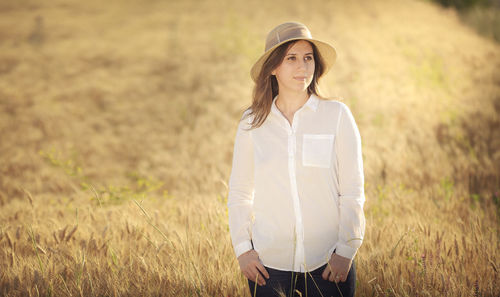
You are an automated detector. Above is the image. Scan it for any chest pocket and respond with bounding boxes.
[302,134,335,168]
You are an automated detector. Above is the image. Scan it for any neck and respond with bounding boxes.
[275,90,310,115]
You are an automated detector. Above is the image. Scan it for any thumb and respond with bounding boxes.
[321,265,330,280]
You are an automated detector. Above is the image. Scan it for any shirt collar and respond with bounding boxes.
[271,95,281,116]
[305,94,319,111]
[271,93,319,116]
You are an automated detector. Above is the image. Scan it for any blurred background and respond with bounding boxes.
[0,0,499,296]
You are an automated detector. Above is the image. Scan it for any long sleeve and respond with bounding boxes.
[333,103,366,260]
[227,113,255,258]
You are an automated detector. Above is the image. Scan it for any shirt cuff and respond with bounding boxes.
[234,240,253,258]
[334,243,359,260]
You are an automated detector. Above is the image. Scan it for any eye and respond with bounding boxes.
[305,56,313,61]
[287,56,296,61]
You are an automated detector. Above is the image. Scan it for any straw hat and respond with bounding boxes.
[250,22,337,82]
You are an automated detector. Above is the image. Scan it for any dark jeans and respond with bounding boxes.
[247,260,356,297]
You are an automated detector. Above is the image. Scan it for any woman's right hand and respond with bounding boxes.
[237,249,270,286]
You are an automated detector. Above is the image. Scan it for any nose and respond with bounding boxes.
[298,59,307,70]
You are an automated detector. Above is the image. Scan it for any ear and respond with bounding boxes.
[271,69,276,76]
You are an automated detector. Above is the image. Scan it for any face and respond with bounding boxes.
[271,40,315,94]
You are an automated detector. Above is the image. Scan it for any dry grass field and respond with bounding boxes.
[0,0,499,296]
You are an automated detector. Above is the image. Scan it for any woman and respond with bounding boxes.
[227,22,366,297]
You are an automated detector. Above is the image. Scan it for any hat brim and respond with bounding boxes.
[250,38,337,82]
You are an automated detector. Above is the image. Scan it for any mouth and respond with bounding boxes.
[294,76,307,81]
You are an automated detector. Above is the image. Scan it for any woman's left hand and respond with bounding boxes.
[321,252,352,283]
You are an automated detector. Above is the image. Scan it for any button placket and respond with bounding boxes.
[275,104,306,271]
[288,113,305,271]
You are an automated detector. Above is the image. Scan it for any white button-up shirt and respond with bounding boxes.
[227,94,366,272]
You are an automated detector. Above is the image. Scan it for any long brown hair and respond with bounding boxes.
[243,40,327,129]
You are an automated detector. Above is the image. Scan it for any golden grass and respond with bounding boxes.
[0,0,499,296]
